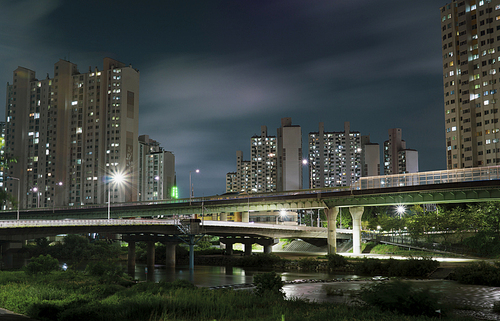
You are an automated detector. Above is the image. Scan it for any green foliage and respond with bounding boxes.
[253,271,284,298]
[85,261,124,283]
[353,257,439,277]
[360,279,442,317]
[237,253,285,268]
[25,254,60,276]
[326,253,348,270]
[451,261,500,286]
[297,257,320,271]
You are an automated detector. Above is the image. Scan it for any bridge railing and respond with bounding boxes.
[353,165,500,190]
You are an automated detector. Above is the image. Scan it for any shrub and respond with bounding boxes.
[297,258,319,271]
[24,254,60,276]
[360,279,441,317]
[253,271,284,298]
[451,261,500,286]
[326,254,347,270]
[354,258,384,275]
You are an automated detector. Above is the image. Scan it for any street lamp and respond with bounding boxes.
[107,172,125,219]
[189,169,200,205]
[32,187,40,208]
[53,182,63,213]
[7,177,20,220]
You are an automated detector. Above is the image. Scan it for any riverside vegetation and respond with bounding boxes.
[0,266,474,321]
[6,234,500,319]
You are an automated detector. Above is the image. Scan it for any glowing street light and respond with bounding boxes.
[32,187,40,208]
[53,182,63,213]
[189,169,200,205]
[396,205,406,219]
[108,172,125,219]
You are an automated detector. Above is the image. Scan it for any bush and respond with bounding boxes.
[297,258,319,271]
[25,254,60,276]
[360,279,441,317]
[353,257,439,277]
[85,261,123,280]
[253,271,284,298]
[326,254,347,270]
[237,253,284,268]
[451,261,500,286]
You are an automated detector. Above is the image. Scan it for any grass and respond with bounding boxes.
[0,270,473,321]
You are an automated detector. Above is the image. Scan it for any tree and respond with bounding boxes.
[253,271,284,298]
[25,254,59,276]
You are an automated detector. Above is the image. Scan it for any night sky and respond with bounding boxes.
[0,0,446,198]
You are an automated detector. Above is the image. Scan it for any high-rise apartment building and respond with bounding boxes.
[383,128,418,174]
[251,127,277,192]
[5,58,140,208]
[277,118,302,191]
[441,0,500,169]
[137,135,176,201]
[361,135,380,177]
[308,122,363,188]
[226,118,301,193]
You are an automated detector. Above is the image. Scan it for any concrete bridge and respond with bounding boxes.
[0,165,499,261]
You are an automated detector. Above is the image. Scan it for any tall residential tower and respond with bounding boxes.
[5,58,140,208]
[441,0,500,169]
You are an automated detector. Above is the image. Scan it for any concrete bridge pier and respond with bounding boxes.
[325,207,339,254]
[220,212,227,221]
[242,211,249,223]
[349,206,364,255]
[244,241,252,256]
[146,241,155,282]
[127,241,136,274]
[165,242,176,268]
[263,245,273,253]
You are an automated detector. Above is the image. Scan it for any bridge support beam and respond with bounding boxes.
[127,241,136,274]
[220,212,227,221]
[348,206,364,255]
[146,241,155,282]
[165,242,176,267]
[326,207,339,254]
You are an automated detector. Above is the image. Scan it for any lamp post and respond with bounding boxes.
[107,172,125,220]
[7,177,20,220]
[189,169,200,205]
[53,182,63,213]
[32,187,40,208]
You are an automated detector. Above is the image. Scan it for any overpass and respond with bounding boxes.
[0,165,499,256]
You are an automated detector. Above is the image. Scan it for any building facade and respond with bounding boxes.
[308,122,362,188]
[383,128,419,174]
[137,135,176,201]
[441,0,500,169]
[226,118,300,193]
[5,58,140,208]
[361,135,380,177]
[277,118,302,191]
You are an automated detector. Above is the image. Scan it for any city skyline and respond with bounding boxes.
[1,0,444,198]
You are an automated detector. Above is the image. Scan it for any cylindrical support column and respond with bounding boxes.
[244,241,252,256]
[242,211,249,223]
[220,212,228,221]
[226,242,233,255]
[349,206,364,255]
[326,207,339,254]
[146,241,155,282]
[127,241,136,274]
[165,242,176,268]
[263,245,272,254]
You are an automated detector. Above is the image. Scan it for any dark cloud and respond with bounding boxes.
[0,0,447,197]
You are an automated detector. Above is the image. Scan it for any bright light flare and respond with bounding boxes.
[396,205,406,214]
